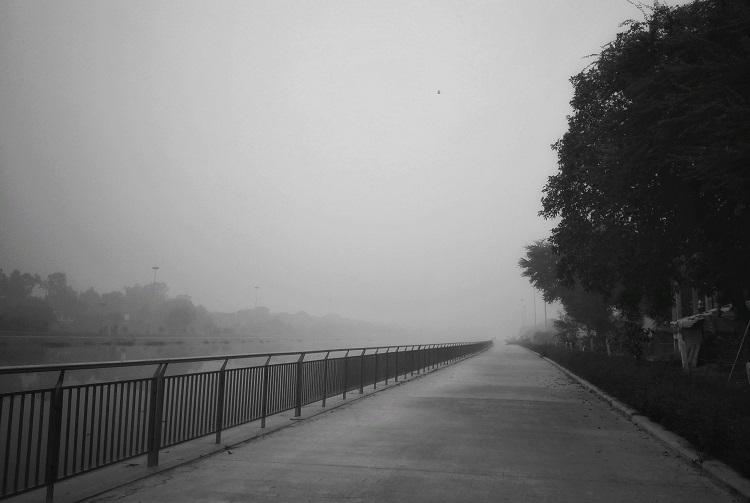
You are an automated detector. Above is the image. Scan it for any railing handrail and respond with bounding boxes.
[0,341,488,375]
[0,339,492,501]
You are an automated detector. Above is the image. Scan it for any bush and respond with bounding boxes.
[522,343,750,478]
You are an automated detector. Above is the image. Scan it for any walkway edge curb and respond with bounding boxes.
[523,347,750,502]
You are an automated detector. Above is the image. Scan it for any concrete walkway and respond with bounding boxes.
[85,345,738,502]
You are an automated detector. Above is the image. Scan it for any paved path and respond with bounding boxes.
[86,345,737,502]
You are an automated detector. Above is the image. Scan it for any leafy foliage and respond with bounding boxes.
[0,267,215,334]
[519,240,614,350]
[542,0,750,319]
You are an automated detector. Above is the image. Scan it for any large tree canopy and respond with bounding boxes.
[542,0,750,319]
[519,240,614,350]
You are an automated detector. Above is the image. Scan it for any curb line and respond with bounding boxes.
[525,348,750,502]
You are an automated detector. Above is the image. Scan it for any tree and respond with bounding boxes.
[519,241,615,351]
[163,296,197,332]
[0,269,54,330]
[45,272,80,320]
[541,0,750,320]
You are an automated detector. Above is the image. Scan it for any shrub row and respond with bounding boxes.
[524,343,750,478]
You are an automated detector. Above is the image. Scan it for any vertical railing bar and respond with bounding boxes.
[252,368,260,419]
[2,395,14,496]
[215,359,229,443]
[103,383,112,465]
[117,382,125,461]
[95,385,104,468]
[321,352,330,407]
[384,348,390,385]
[358,349,366,395]
[146,363,167,468]
[394,346,399,382]
[121,382,129,459]
[186,375,195,439]
[197,373,205,436]
[194,374,202,436]
[130,381,138,456]
[82,386,91,472]
[233,369,241,426]
[240,368,249,424]
[373,349,379,390]
[226,369,235,428]
[113,383,121,461]
[192,373,199,437]
[260,355,271,428]
[294,353,305,417]
[134,381,143,455]
[109,384,117,462]
[14,393,26,493]
[167,378,176,445]
[0,395,4,495]
[127,380,134,454]
[342,350,350,399]
[128,381,135,457]
[161,379,169,446]
[37,391,48,484]
[34,391,45,487]
[184,374,193,442]
[209,372,216,433]
[44,370,65,503]
[176,377,183,444]
[206,372,212,433]
[418,344,422,372]
[62,389,72,478]
[182,375,190,440]
[24,392,36,489]
[208,372,216,432]
[236,368,244,424]
[207,372,214,433]
[184,375,192,440]
[178,376,187,443]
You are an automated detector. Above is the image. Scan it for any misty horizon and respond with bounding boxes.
[0,1,661,337]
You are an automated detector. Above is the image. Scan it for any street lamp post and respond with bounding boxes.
[151,266,159,334]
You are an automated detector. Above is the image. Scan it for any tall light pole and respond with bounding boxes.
[151,266,160,335]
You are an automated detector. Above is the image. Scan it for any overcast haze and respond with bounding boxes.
[0,1,660,336]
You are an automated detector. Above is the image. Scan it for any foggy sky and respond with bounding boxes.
[0,1,660,336]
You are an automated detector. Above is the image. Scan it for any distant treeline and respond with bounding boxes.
[0,268,214,335]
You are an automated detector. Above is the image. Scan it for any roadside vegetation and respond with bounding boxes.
[516,0,750,479]
[518,342,750,478]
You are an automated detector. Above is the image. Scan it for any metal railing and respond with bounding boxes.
[0,340,492,501]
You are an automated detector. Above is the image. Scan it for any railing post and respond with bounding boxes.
[394,346,399,382]
[373,349,379,389]
[44,370,65,503]
[410,346,415,376]
[214,358,229,444]
[261,355,271,428]
[294,353,305,417]
[359,349,366,394]
[384,348,390,385]
[321,351,330,407]
[147,363,167,468]
[342,350,350,399]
